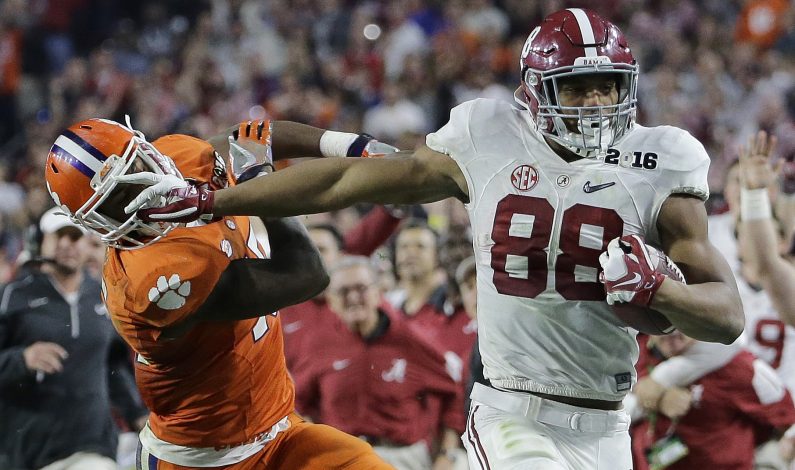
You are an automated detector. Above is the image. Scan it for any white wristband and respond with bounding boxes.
[740,188,772,221]
[319,131,358,158]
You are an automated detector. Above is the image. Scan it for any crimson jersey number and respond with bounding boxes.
[490,195,624,300]
[754,319,786,369]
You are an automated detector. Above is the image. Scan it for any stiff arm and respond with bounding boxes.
[212,146,469,218]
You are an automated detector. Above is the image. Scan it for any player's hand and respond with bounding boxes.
[229,120,274,183]
[738,130,779,190]
[119,173,215,223]
[634,377,666,411]
[23,341,68,374]
[657,386,692,419]
[599,235,666,307]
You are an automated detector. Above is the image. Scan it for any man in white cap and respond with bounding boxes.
[0,207,148,470]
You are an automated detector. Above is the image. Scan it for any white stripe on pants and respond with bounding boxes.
[462,383,633,470]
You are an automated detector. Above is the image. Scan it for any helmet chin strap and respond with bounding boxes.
[551,115,613,159]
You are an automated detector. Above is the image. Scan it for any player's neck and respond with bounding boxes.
[544,137,585,163]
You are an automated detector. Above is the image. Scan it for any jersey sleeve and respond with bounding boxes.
[121,236,231,329]
[652,127,711,201]
[426,100,480,205]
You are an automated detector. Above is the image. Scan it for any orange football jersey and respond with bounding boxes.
[102,135,294,449]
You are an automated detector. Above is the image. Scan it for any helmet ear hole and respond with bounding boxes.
[50,163,59,173]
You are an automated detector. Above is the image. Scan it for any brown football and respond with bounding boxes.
[609,246,686,335]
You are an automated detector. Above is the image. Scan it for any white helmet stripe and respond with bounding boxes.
[567,8,598,57]
[54,135,103,174]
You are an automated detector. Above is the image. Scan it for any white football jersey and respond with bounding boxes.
[426,98,710,400]
[709,212,795,391]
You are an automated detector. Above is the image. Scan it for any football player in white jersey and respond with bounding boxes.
[117,8,743,469]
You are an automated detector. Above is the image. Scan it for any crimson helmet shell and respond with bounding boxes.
[518,8,638,157]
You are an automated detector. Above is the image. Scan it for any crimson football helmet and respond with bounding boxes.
[517,8,638,158]
[44,117,182,249]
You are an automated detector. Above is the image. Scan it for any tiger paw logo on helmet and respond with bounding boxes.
[148,274,191,310]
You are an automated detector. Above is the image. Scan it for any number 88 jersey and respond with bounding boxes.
[427,98,710,401]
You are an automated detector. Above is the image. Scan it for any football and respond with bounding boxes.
[609,246,686,335]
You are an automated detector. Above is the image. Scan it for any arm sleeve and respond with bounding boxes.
[650,341,739,387]
[0,286,33,386]
[731,357,795,430]
[343,206,402,256]
[426,100,479,205]
[666,130,711,200]
[0,345,30,387]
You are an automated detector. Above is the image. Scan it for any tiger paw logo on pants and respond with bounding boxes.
[148,274,191,310]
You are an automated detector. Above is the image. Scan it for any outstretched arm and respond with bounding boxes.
[214,146,468,218]
[652,195,744,344]
[123,145,469,222]
[738,131,795,327]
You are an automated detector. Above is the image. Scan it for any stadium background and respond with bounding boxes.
[0,0,793,281]
[0,0,793,468]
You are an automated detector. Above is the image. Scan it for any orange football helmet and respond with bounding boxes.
[44,117,183,249]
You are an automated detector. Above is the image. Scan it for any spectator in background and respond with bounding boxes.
[456,256,488,415]
[281,208,403,378]
[628,332,795,470]
[385,221,474,468]
[386,222,475,377]
[737,131,795,329]
[0,207,147,470]
[362,81,429,143]
[293,256,464,470]
[83,234,106,280]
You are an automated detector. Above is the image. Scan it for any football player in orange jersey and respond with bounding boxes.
[43,117,395,469]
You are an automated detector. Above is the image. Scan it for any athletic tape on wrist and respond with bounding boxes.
[740,188,772,221]
[346,133,374,158]
[319,131,359,158]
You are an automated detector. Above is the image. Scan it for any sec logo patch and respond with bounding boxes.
[511,165,539,191]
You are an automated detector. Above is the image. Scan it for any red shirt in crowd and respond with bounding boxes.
[281,205,402,375]
[392,286,477,430]
[632,341,795,470]
[291,303,464,447]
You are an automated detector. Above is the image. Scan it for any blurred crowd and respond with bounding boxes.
[0,0,793,281]
[1,0,795,468]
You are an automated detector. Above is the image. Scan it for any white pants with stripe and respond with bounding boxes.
[38,452,117,470]
[462,383,633,470]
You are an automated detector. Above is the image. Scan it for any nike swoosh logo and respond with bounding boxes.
[333,359,351,371]
[613,273,642,288]
[283,321,302,334]
[583,181,616,193]
[28,297,49,308]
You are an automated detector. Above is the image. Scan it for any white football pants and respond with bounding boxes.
[463,383,633,470]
